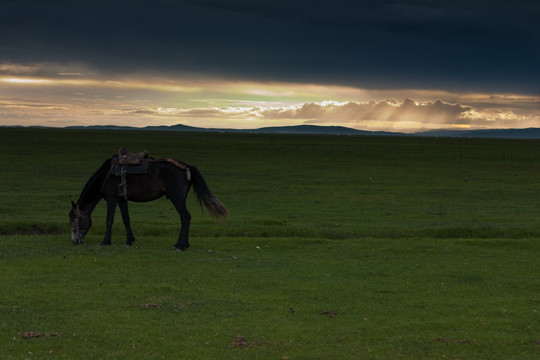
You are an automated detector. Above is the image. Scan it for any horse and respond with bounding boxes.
[69,155,228,250]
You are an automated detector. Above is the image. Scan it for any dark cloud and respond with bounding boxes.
[0,0,538,93]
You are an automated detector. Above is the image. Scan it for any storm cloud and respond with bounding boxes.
[1,0,538,94]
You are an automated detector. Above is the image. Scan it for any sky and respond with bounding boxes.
[1,0,539,132]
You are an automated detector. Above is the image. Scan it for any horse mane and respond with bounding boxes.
[76,158,111,205]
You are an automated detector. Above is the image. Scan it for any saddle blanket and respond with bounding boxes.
[111,162,151,176]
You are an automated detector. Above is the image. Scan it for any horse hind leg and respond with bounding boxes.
[118,200,136,246]
[170,195,191,251]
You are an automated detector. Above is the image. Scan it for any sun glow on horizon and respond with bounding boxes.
[0,76,204,94]
[1,77,53,85]
[1,69,539,132]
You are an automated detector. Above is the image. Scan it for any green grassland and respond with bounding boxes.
[1,128,540,359]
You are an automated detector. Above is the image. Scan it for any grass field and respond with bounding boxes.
[1,128,540,359]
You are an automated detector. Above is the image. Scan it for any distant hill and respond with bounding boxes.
[242,125,401,136]
[14,124,540,139]
[415,128,540,139]
[66,123,403,135]
[146,124,377,135]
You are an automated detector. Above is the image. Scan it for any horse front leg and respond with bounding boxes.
[102,198,117,245]
[118,200,136,246]
[170,196,191,251]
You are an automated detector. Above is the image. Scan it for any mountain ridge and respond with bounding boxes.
[7,124,540,139]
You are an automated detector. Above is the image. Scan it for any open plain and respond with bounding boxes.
[1,128,539,359]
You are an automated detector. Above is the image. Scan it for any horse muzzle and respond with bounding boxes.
[71,232,84,245]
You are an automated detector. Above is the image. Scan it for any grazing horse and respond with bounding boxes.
[69,155,228,250]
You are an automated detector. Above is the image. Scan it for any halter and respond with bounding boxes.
[72,205,88,244]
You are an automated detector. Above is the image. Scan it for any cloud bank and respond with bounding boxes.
[117,98,540,132]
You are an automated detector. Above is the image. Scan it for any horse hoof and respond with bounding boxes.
[174,244,189,251]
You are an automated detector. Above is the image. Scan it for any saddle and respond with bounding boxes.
[118,148,149,165]
[111,148,153,199]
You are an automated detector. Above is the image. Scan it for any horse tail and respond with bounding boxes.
[188,165,229,219]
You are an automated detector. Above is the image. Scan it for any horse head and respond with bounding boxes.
[69,200,92,244]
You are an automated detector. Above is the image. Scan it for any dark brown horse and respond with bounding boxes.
[69,155,228,250]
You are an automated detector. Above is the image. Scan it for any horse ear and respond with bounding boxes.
[71,200,76,208]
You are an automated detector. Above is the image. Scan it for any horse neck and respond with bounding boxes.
[76,159,110,214]
[77,195,101,216]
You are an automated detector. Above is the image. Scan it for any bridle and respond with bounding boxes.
[72,205,89,244]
